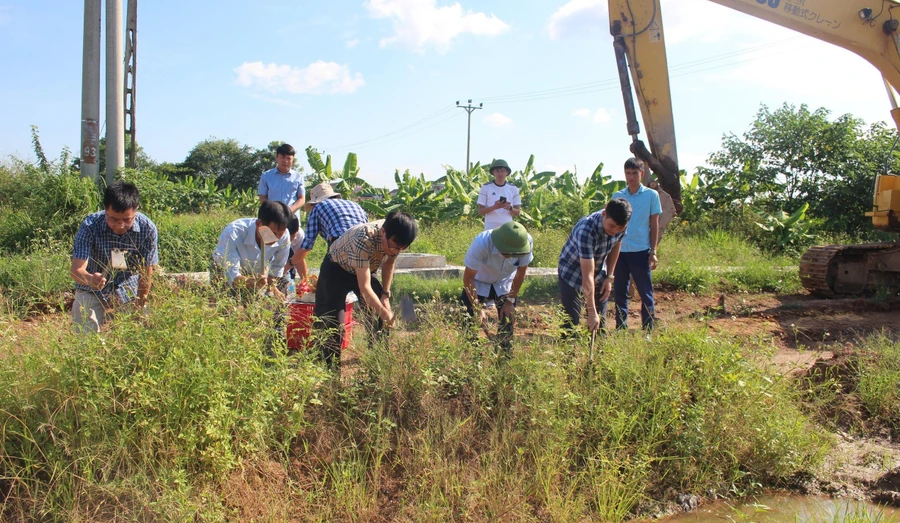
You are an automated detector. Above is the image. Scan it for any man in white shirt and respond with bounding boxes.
[477,159,522,231]
[212,200,292,298]
[461,221,533,356]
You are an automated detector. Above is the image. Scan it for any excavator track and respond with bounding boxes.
[800,243,900,296]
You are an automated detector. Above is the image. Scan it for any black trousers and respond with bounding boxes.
[459,285,514,352]
[558,278,609,334]
[313,254,384,370]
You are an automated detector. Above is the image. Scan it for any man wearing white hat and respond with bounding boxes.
[292,182,369,280]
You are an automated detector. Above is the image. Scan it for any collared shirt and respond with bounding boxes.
[72,211,159,304]
[557,210,626,289]
[328,220,397,274]
[258,167,305,220]
[477,181,521,230]
[299,198,369,251]
[463,230,534,296]
[613,184,661,252]
[213,218,291,284]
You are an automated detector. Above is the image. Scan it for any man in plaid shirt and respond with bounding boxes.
[70,182,159,333]
[290,182,368,280]
[557,198,631,334]
[313,211,418,371]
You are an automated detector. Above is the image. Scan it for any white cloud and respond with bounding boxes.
[484,112,512,127]
[365,0,510,54]
[345,38,360,48]
[660,0,790,45]
[572,108,591,118]
[234,61,365,95]
[573,107,612,123]
[548,0,606,40]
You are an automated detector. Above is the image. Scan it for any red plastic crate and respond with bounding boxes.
[286,300,354,350]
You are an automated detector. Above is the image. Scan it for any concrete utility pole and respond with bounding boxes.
[106,0,125,184]
[80,0,101,182]
[124,0,137,168]
[456,99,482,175]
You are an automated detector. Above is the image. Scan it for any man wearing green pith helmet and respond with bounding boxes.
[477,159,522,231]
[461,221,534,355]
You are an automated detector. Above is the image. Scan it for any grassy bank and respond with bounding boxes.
[0,286,829,520]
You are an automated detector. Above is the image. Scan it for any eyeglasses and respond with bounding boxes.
[386,238,409,252]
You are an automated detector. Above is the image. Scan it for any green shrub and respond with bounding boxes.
[153,211,241,272]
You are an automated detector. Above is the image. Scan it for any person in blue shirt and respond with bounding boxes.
[557,199,631,334]
[258,143,306,218]
[461,221,533,355]
[70,181,159,333]
[292,182,369,280]
[612,157,662,330]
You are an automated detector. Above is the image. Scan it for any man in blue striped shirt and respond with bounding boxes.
[557,199,631,334]
[292,182,368,280]
[70,182,159,333]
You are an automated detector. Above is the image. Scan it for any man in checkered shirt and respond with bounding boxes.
[290,182,369,280]
[313,211,418,371]
[70,181,159,333]
[557,198,631,334]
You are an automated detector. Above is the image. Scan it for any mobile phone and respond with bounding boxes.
[498,196,507,203]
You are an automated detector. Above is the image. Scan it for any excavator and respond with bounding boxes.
[609,0,900,296]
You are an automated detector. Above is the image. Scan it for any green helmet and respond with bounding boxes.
[490,159,510,173]
[491,221,531,255]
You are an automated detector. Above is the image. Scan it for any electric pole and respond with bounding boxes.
[80,0,101,182]
[124,0,137,168]
[106,0,125,184]
[456,99,482,175]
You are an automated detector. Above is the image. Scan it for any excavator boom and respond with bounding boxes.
[609,0,900,295]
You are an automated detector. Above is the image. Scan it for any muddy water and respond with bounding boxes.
[660,494,899,522]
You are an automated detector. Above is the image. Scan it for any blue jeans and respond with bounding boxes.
[558,277,609,335]
[613,250,655,330]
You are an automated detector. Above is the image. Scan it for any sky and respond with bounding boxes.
[0,0,894,188]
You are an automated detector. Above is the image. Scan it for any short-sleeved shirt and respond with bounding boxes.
[328,220,397,274]
[212,218,291,284]
[463,230,534,296]
[478,181,521,230]
[557,210,626,289]
[72,210,159,304]
[258,167,305,220]
[613,185,661,252]
[299,198,369,251]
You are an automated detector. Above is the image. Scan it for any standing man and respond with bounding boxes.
[613,157,661,331]
[314,211,418,371]
[557,199,631,334]
[477,159,521,231]
[212,200,292,297]
[292,182,369,280]
[461,221,533,355]
[70,181,159,333]
[258,143,306,219]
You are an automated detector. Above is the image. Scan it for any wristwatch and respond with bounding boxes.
[649,249,657,256]
[382,290,392,299]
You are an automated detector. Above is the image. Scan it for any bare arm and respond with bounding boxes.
[649,213,660,270]
[356,266,393,321]
[258,194,268,203]
[70,258,106,289]
[380,256,396,300]
[579,258,596,314]
[510,205,521,217]
[290,195,305,214]
[600,241,623,301]
[477,201,502,216]
[293,248,311,280]
[463,266,479,304]
[509,265,527,298]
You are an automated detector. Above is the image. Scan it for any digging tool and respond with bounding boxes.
[400,295,417,326]
[589,329,597,364]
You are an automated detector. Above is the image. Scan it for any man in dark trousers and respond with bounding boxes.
[557,199,632,334]
[313,211,418,371]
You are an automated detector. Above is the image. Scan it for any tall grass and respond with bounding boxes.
[1,289,829,520]
[855,334,900,431]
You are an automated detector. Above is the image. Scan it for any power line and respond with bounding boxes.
[322,104,456,150]
[327,111,464,153]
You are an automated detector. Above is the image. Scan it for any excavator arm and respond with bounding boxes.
[608,0,900,217]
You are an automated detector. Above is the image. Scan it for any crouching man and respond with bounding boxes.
[212,200,292,297]
[557,198,631,335]
[461,221,533,356]
[314,211,418,371]
[70,181,159,333]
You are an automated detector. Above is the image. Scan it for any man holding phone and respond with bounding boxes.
[478,159,521,231]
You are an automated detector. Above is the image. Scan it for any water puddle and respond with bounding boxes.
[659,494,899,522]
